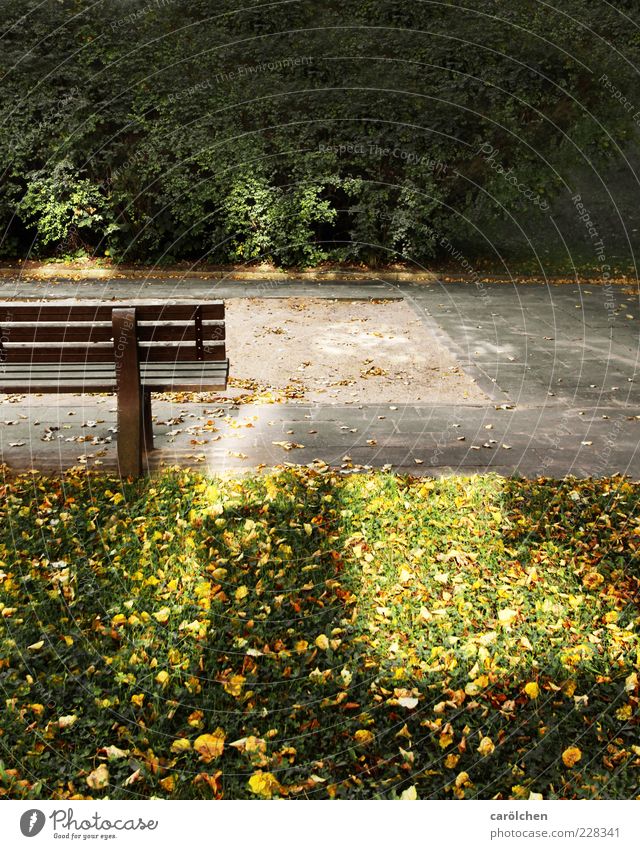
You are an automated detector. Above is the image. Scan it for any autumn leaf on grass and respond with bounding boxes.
[86,764,109,790]
[223,675,246,697]
[194,729,225,763]
[497,608,518,627]
[99,745,129,761]
[153,607,171,624]
[562,746,582,768]
[248,771,283,798]
[396,690,419,709]
[464,675,488,696]
[439,730,454,749]
[455,772,471,788]
[524,682,540,700]
[193,771,223,797]
[437,549,476,567]
[354,729,375,747]
[616,704,633,721]
[229,736,267,758]
[477,736,495,756]
[158,775,175,793]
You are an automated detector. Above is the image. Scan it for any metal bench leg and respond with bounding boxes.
[142,390,154,453]
[113,308,142,478]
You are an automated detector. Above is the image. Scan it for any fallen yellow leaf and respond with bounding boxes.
[400,785,418,799]
[455,771,470,788]
[439,733,454,749]
[524,682,540,699]
[248,771,282,798]
[478,736,495,756]
[562,746,582,768]
[354,729,374,747]
[160,775,176,793]
[86,764,109,790]
[194,729,226,762]
[497,608,517,625]
[223,674,246,697]
[153,607,171,624]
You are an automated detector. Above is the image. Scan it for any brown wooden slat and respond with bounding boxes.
[139,345,226,362]
[0,303,224,322]
[0,306,115,322]
[140,304,224,321]
[202,324,225,341]
[2,346,114,362]
[1,344,225,363]
[2,325,115,343]
[0,323,225,344]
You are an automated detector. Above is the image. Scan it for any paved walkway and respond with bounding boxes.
[1,276,639,478]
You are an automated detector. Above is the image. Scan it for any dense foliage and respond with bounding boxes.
[1,468,638,799]
[1,1,639,266]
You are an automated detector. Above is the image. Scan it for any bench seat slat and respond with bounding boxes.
[1,303,224,322]
[1,324,225,343]
[0,361,229,393]
[1,345,226,363]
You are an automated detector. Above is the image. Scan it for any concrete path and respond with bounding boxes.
[1,276,639,478]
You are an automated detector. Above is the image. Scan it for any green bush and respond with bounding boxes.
[0,0,637,267]
[17,160,117,253]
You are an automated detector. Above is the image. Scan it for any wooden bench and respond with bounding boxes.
[0,301,228,477]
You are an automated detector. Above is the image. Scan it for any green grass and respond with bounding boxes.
[0,468,638,799]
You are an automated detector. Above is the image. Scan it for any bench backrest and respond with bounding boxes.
[0,301,225,364]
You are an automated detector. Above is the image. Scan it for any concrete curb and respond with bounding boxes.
[0,265,439,283]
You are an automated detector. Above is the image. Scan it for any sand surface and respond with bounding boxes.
[222,298,486,404]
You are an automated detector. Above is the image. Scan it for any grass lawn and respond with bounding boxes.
[0,467,638,800]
